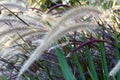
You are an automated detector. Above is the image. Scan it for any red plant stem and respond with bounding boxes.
[47,4,71,13]
[68,39,106,57]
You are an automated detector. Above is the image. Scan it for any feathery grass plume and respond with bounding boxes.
[0,1,48,60]
[109,61,120,76]
[0,35,11,47]
[42,6,102,40]
[41,13,58,26]
[0,18,45,29]
[53,6,102,26]
[1,47,24,58]
[0,0,29,13]
[18,22,98,77]
[0,1,26,11]
[17,6,102,77]
[0,27,41,37]
[0,26,45,41]
[0,24,47,57]
[0,2,44,28]
[4,29,48,48]
[0,25,46,54]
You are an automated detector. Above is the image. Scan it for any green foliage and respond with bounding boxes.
[0,76,7,80]
[55,47,76,80]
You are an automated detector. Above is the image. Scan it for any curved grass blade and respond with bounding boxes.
[114,31,120,80]
[68,45,85,80]
[98,36,110,80]
[73,53,86,80]
[55,48,76,80]
[82,36,98,80]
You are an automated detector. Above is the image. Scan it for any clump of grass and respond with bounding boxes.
[0,0,120,80]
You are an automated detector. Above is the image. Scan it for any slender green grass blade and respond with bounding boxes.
[87,68,95,80]
[114,31,120,80]
[73,53,86,80]
[67,45,85,80]
[85,45,98,80]
[55,48,76,80]
[99,41,110,80]
[82,36,98,80]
